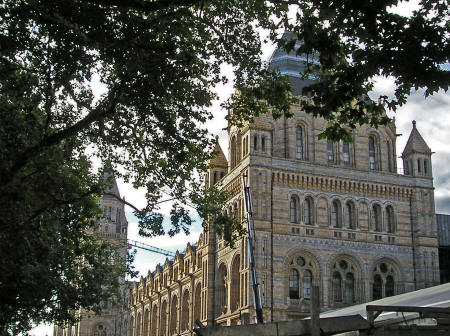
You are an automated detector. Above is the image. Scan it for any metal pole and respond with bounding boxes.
[242,174,264,324]
[310,285,320,336]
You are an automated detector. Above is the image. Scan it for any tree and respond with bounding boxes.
[0,0,448,334]
[0,0,290,334]
[228,0,449,141]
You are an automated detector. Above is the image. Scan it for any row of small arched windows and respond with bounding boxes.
[289,196,396,233]
[231,133,269,169]
[296,125,394,172]
[133,283,202,336]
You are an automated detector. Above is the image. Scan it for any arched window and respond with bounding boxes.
[387,141,392,172]
[304,197,313,225]
[160,301,167,336]
[345,201,356,229]
[332,258,359,305]
[289,269,300,299]
[369,136,377,170]
[230,255,241,311]
[405,160,409,175]
[373,261,397,299]
[287,254,317,301]
[373,274,383,300]
[181,291,190,332]
[303,270,312,299]
[418,158,422,173]
[385,275,395,297]
[343,142,351,165]
[217,264,227,315]
[332,272,342,302]
[424,159,429,175]
[331,200,342,228]
[344,273,355,304]
[193,283,201,324]
[245,135,249,156]
[169,295,178,335]
[386,205,395,233]
[296,126,305,160]
[372,204,382,232]
[231,136,237,169]
[261,136,266,152]
[290,196,300,223]
[327,140,335,163]
[93,324,107,336]
[151,306,158,336]
[253,134,258,151]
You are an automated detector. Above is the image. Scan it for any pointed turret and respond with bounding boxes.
[206,136,228,187]
[99,169,128,236]
[402,121,432,176]
[103,171,121,200]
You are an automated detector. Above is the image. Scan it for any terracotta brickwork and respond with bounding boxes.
[129,105,440,335]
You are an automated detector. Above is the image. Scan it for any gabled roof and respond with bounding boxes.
[402,120,431,156]
[173,250,184,264]
[208,136,228,168]
[163,258,172,270]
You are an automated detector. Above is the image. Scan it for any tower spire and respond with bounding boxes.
[402,121,432,176]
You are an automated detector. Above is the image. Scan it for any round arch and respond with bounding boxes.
[230,253,241,312]
[180,289,190,332]
[327,253,364,278]
[159,300,168,336]
[283,249,321,302]
[282,248,322,277]
[216,262,228,316]
[150,304,158,336]
[369,256,403,281]
[169,294,178,335]
[193,282,202,323]
[369,256,404,300]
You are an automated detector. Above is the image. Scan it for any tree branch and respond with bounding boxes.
[5,83,124,185]
[93,0,204,14]
[104,192,177,213]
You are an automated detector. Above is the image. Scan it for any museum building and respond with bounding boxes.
[127,43,441,336]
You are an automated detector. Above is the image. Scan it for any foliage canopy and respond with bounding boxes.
[0,0,448,333]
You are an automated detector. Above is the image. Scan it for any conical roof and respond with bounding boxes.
[268,31,318,97]
[208,136,228,168]
[402,120,431,156]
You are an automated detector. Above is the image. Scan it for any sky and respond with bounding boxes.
[30,1,450,335]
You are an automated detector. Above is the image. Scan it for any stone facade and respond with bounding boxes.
[128,108,440,335]
[54,176,131,336]
[128,43,440,335]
